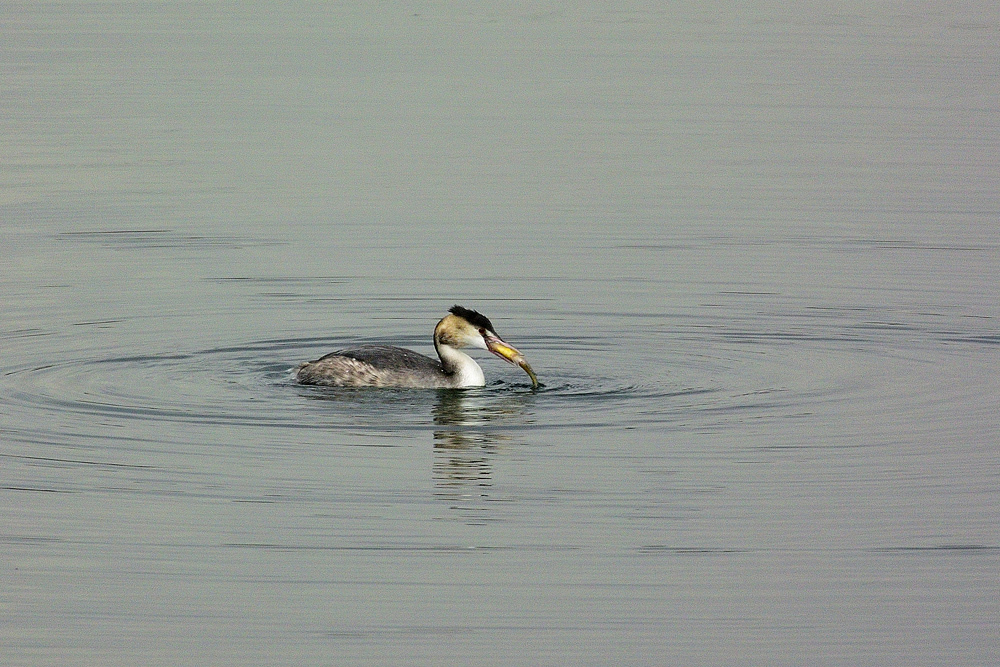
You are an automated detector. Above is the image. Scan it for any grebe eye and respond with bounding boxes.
[479,328,486,335]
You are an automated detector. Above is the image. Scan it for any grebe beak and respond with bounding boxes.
[483,333,539,388]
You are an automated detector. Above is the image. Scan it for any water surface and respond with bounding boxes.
[3,3,999,666]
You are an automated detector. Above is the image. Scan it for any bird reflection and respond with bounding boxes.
[430,389,531,524]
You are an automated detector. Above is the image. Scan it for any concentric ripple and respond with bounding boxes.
[0,331,871,444]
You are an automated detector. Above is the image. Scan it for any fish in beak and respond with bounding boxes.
[483,333,539,388]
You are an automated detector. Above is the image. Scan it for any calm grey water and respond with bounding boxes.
[3,3,999,666]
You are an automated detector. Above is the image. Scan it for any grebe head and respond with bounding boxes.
[435,305,539,387]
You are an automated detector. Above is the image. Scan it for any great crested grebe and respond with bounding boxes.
[296,305,539,389]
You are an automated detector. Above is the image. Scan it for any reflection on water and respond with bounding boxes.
[431,389,532,523]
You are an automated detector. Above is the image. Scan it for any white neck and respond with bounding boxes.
[436,344,486,387]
